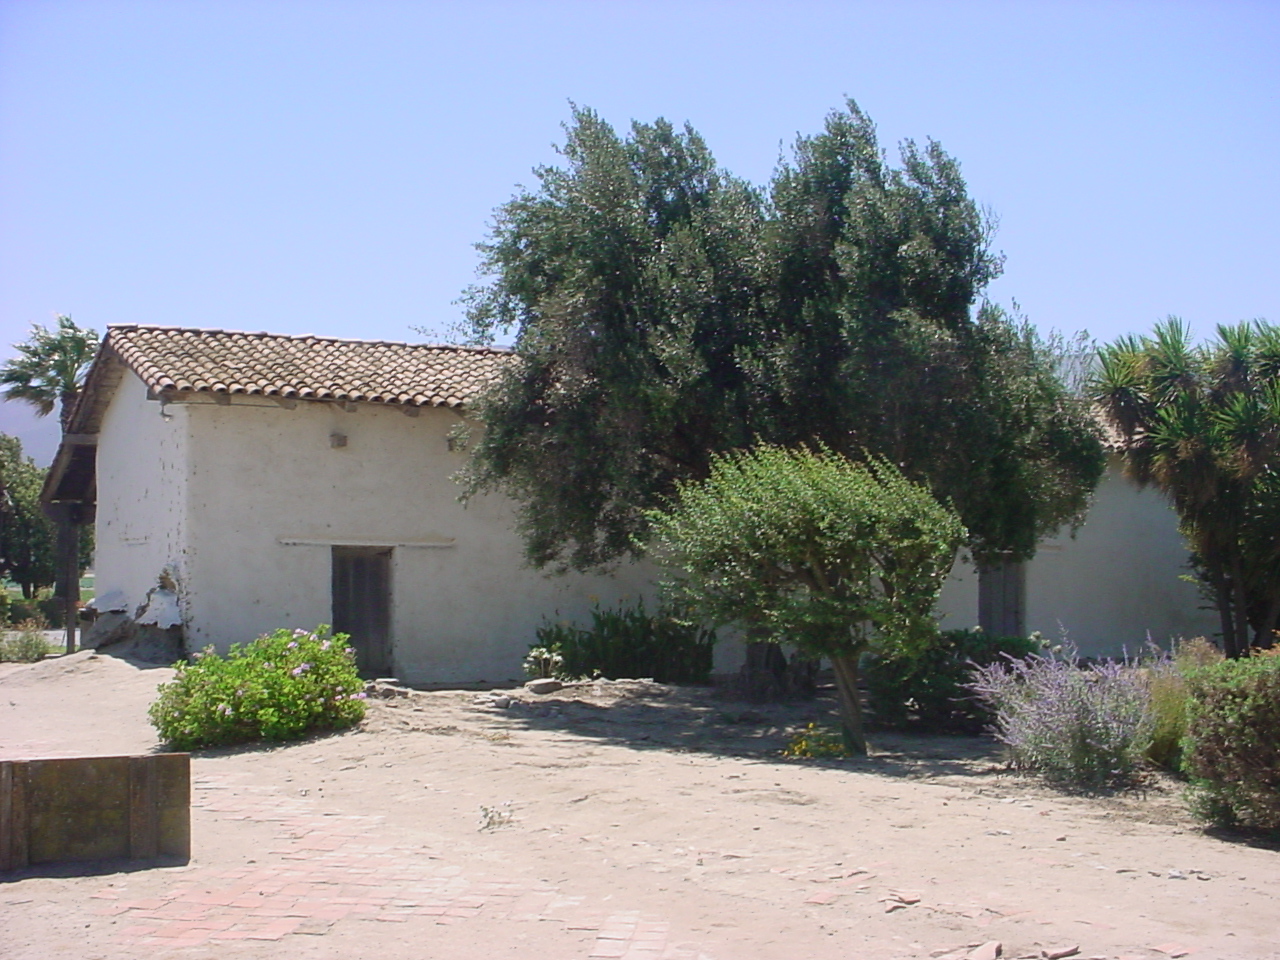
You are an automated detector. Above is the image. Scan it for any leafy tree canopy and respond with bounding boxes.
[0,433,57,598]
[647,445,965,753]
[1092,318,1280,657]
[460,102,1104,572]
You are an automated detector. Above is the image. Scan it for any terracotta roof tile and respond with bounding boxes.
[104,325,512,409]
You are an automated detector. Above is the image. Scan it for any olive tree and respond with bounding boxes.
[460,102,1103,575]
[646,445,965,754]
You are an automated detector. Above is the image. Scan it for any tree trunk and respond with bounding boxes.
[1232,554,1251,658]
[1215,579,1240,659]
[1255,595,1280,650]
[829,653,867,756]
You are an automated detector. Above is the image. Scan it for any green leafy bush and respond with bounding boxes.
[1143,638,1222,770]
[522,645,564,680]
[149,626,366,750]
[863,628,1041,733]
[1183,651,1280,830]
[36,597,65,629]
[7,599,41,625]
[0,619,51,662]
[533,602,716,684]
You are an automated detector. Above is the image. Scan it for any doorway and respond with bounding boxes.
[331,546,393,679]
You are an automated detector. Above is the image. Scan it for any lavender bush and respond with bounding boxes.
[970,651,1154,787]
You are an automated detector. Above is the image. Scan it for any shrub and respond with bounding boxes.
[7,599,41,625]
[36,597,64,629]
[148,625,366,750]
[522,645,564,680]
[533,602,716,684]
[863,628,1041,733]
[1182,651,1280,830]
[1141,638,1222,770]
[0,619,51,662]
[970,651,1153,787]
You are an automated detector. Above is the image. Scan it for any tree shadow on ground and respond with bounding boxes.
[457,680,1009,782]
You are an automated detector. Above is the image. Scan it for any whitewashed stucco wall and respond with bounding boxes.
[1024,460,1217,657]
[92,378,1215,678]
[178,397,655,684]
[93,371,190,619]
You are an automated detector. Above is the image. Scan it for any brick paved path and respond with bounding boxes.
[88,772,712,959]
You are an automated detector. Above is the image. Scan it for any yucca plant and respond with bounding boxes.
[1093,319,1280,657]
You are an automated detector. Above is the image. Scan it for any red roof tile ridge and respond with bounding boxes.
[106,323,512,354]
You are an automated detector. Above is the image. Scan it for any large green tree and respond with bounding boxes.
[461,102,1104,574]
[0,434,57,598]
[0,315,99,427]
[648,445,965,754]
[1093,318,1280,657]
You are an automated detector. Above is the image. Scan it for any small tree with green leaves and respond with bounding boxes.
[647,445,965,754]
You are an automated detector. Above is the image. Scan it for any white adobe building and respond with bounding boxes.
[42,325,1215,682]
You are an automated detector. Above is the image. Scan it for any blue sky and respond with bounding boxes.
[2,0,1277,463]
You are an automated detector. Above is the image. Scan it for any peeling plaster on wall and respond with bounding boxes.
[93,371,192,647]
[135,585,183,629]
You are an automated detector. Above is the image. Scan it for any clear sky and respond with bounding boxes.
[2,0,1277,463]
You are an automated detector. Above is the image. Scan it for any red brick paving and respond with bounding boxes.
[98,772,712,958]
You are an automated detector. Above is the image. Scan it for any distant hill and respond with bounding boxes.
[0,403,61,467]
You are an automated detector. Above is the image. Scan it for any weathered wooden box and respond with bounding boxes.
[0,753,189,871]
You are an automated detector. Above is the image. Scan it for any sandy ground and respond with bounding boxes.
[1,650,1278,960]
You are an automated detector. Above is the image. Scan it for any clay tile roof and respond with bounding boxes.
[103,325,513,409]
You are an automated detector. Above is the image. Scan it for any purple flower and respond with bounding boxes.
[969,649,1153,786]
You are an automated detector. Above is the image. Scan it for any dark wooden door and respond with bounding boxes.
[331,546,393,679]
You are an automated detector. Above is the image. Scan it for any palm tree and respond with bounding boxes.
[0,315,100,428]
[1092,318,1280,657]
[1,316,100,650]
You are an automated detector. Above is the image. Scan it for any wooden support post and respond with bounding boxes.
[56,516,80,655]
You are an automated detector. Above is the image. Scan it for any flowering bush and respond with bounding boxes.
[148,626,366,749]
[782,722,851,759]
[522,645,565,679]
[970,651,1153,787]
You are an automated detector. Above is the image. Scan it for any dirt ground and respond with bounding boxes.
[1,650,1277,960]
